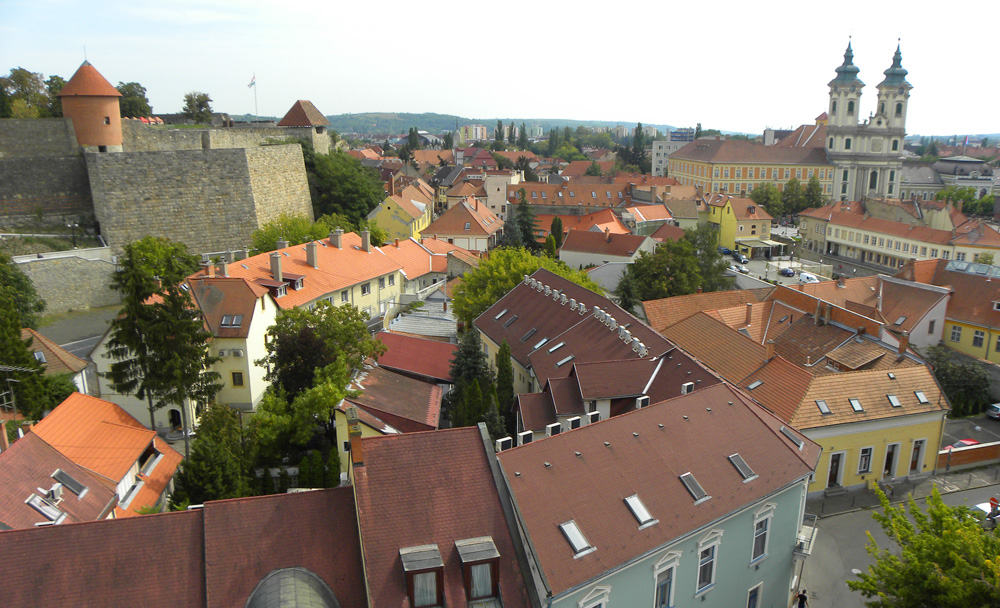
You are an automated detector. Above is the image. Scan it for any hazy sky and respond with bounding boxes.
[3,0,997,135]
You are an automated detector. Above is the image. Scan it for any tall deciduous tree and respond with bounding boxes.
[0,67,49,117]
[804,175,825,210]
[682,223,733,292]
[182,91,213,123]
[117,81,152,117]
[250,213,330,252]
[171,403,252,506]
[750,182,784,218]
[44,75,65,117]
[550,217,564,248]
[584,161,603,176]
[781,178,804,216]
[621,239,702,302]
[0,252,46,329]
[613,269,640,313]
[308,150,386,224]
[848,486,1000,607]
[451,247,601,324]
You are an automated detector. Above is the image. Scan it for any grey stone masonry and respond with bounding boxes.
[0,118,79,159]
[0,155,93,222]
[246,144,313,226]
[16,252,119,313]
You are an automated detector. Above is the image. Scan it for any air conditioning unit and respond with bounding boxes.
[567,416,582,429]
[231,349,245,358]
[586,410,600,424]
[495,437,513,452]
[517,431,533,446]
[636,395,650,409]
[545,422,562,437]
[681,382,695,395]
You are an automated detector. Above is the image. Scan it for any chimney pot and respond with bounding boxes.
[766,339,775,361]
[394,238,399,248]
[269,252,283,283]
[306,241,319,269]
[217,261,228,277]
[745,302,753,326]
[362,229,371,252]
[277,238,289,250]
[330,228,343,249]
[201,260,214,279]
[897,332,910,355]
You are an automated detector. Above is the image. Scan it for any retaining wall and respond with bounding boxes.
[16,252,119,312]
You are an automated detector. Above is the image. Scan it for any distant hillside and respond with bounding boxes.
[324,112,677,136]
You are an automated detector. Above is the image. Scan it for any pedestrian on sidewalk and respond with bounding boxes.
[795,589,809,608]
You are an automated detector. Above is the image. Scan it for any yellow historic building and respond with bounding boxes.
[367,181,434,240]
[704,193,781,257]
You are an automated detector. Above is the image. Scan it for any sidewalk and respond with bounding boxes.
[807,463,1000,517]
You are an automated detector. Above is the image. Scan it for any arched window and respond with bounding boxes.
[829,137,834,149]
[879,102,885,114]
[895,103,902,116]
[845,138,852,150]
[831,100,837,114]
[869,170,878,190]
[892,139,899,151]
[847,100,855,114]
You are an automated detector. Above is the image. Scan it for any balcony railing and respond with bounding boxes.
[794,513,819,558]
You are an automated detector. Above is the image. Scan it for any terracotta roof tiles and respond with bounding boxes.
[671,138,829,165]
[642,288,773,332]
[58,61,121,97]
[375,331,457,383]
[559,229,650,257]
[276,100,329,127]
[347,365,442,432]
[425,197,501,237]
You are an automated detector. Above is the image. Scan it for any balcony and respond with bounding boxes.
[794,513,819,558]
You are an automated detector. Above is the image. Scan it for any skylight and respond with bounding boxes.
[849,398,864,412]
[779,426,804,449]
[559,520,594,557]
[520,328,537,342]
[533,337,549,349]
[26,494,65,523]
[747,380,763,390]
[624,494,657,527]
[548,341,565,353]
[728,453,757,481]
[556,355,575,367]
[52,469,87,497]
[494,309,508,320]
[887,394,901,407]
[503,314,519,328]
[33,351,46,363]
[679,472,709,502]
[220,314,243,328]
[887,372,896,380]
[914,391,929,404]
[893,316,907,326]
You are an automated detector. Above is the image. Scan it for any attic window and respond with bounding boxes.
[993,302,1000,312]
[503,314,518,328]
[559,520,594,557]
[779,426,804,449]
[548,341,565,353]
[849,398,864,412]
[220,314,243,328]
[887,372,896,380]
[778,315,789,323]
[520,328,537,342]
[556,355,575,367]
[26,493,66,523]
[455,537,501,601]
[747,380,763,390]
[887,394,901,407]
[464,222,471,231]
[679,472,709,503]
[33,351,46,363]
[494,309,508,320]
[893,316,907,326]
[914,390,929,404]
[816,400,831,415]
[728,453,758,482]
[533,337,549,349]
[52,469,88,497]
[400,544,444,608]
[624,494,658,528]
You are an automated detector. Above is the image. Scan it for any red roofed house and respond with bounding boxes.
[622,203,674,235]
[276,99,332,154]
[558,229,655,269]
[367,179,434,240]
[375,330,457,383]
[534,208,629,243]
[21,327,89,394]
[425,196,503,252]
[378,235,478,298]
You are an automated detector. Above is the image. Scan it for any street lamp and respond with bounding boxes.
[66,222,79,248]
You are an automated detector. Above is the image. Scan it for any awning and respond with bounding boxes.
[735,238,784,248]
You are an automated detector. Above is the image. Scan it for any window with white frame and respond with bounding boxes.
[751,504,774,562]
[858,447,873,473]
[696,530,722,593]
[950,325,962,342]
[361,283,371,296]
[653,551,680,608]
[973,329,985,348]
[578,585,611,608]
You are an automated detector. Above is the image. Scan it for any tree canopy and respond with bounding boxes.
[0,67,54,118]
[307,149,386,225]
[250,213,332,253]
[0,252,46,329]
[682,223,733,293]
[451,248,601,325]
[171,403,252,507]
[117,81,151,117]
[750,182,784,217]
[847,486,1000,608]
[617,239,703,302]
[923,345,991,416]
[182,91,213,123]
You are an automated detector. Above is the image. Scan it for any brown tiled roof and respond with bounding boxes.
[650,223,686,243]
[671,138,829,165]
[378,236,472,281]
[560,160,614,177]
[661,312,768,381]
[188,277,269,339]
[626,204,672,222]
[509,183,629,208]
[411,149,454,166]
[771,315,853,367]
[425,197,501,237]
[375,331,457,383]
[518,391,557,430]
[559,229,649,257]
[664,197,700,219]
[533,210,628,241]
[824,339,887,370]
[0,433,117,529]
[446,180,487,198]
[642,288,772,332]
[703,193,774,221]
[497,382,818,596]
[58,61,120,97]
[774,123,827,149]
[897,259,1000,328]
[347,365,442,432]
[21,328,87,375]
[353,427,531,607]
[276,100,329,127]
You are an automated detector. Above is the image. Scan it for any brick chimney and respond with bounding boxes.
[394,238,399,248]
[765,339,775,361]
[269,252,282,282]
[306,241,318,269]
[837,275,846,288]
[362,229,371,252]
[388,178,395,197]
[201,260,214,278]
[348,406,364,467]
[330,228,343,249]
[745,302,753,326]
[897,332,910,356]
[605,227,611,242]
[0,420,8,453]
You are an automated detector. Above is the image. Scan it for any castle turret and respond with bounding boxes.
[58,61,123,152]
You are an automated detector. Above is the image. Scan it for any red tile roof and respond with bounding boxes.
[376,331,457,383]
[774,123,827,149]
[559,229,650,257]
[560,160,614,177]
[21,328,87,375]
[649,223,687,243]
[896,259,1000,328]
[661,312,769,381]
[353,427,531,607]
[425,196,501,237]
[276,100,329,127]
[533,209,628,241]
[704,193,774,221]
[625,203,672,222]
[642,288,773,332]
[187,276,270,339]
[671,138,829,165]
[58,61,120,97]
[347,365,442,431]
[497,382,818,595]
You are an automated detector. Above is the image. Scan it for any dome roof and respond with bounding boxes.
[245,568,340,608]
[59,61,121,98]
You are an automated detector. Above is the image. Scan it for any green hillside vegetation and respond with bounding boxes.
[322,111,675,136]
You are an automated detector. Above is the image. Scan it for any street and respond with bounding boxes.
[800,484,1000,607]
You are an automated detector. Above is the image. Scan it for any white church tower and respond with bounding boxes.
[827,42,911,201]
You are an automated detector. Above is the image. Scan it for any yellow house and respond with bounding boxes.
[704,193,778,257]
[367,181,434,240]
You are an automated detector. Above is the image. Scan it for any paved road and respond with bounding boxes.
[942,414,1000,448]
[801,484,1000,607]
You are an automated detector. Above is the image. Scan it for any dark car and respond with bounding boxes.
[732,252,749,264]
[718,246,732,255]
[779,267,796,277]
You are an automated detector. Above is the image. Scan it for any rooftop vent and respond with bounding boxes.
[569,298,578,310]
[544,285,552,296]
[636,395,650,409]
[779,426,805,449]
[728,453,758,481]
[586,411,600,424]
[560,293,568,305]
[578,303,587,315]
[551,289,560,301]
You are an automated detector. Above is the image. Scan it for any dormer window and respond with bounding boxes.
[455,537,500,601]
[220,314,243,328]
[274,285,286,298]
[400,544,444,607]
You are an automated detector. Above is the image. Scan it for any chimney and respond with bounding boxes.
[605,227,611,242]
[330,228,343,249]
[348,406,364,467]
[239,248,249,260]
[217,260,228,277]
[362,229,371,252]
[824,302,832,326]
[814,299,823,325]
[745,302,753,326]
[201,260,214,278]
[650,185,658,202]
[224,250,234,263]
[897,332,910,356]
[0,420,8,453]
[806,355,811,366]
[277,238,289,250]
[765,339,775,361]
[270,252,283,282]
[394,238,399,248]
[306,241,318,268]
[388,178,395,197]
[837,275,846,288]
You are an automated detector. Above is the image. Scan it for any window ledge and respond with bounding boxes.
[694,583,715,597]
[749,554,768,567]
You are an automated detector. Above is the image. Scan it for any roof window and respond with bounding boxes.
[520,328,537,342]
[914,390,929,404]
[503,314,518,328]
[887,372,896,380]
[887,394,901,407]
[779,426,804,450]
[893,316,907,326]
[559,520,594,557]
[220,314,243,328]
[747,380,763,390]
[464,222,471,230]
[26,493,66,524]
[624,494,657,527]
[556,355,575,367]
[494,309,508,320]
[533,337,549,349]
[33,351,46,363]
[548,341,565,353]
[728,453,757,481]
[816,399,831,415]
[51,469,87,497]
[849,398,863,412]
[680,472,709,503]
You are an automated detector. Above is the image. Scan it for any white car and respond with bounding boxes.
[798,272,821,284]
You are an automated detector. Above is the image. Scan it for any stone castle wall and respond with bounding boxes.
[121,120,205,151]
[121,121,328,154]
[15,251,119,313]
[0,118,78,159]
[0,155,93,225]
[246,144,314,226]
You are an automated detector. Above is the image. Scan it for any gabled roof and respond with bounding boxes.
[187,277,270,339]
[353,427,531,607]
[643,288,773,332]
[411,149,454,167]
[896,259,1000,328]
[425,196,501,237]
[559,229,649,257]
[58,61,120,97]
[625,203,672,223]
[661,312,769,381]
[20,328,87,375]
[560,160,614,177]
[346,365,442,432]
[665,197,700,220]
[276,100,329,127]
[671,138,829,165]
[497,382,818,596]
[774,123,827,149]
[703,193,774,221]
[375,331,457,383]
[445,180,487,198]
[534,209,628,241]
[377,236,473,281]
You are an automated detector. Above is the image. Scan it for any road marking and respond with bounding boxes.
[59,335,102,348]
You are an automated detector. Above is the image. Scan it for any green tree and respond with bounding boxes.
[451,248,601,324]
[495,120,504,149]
[407,127,420,150]
[924,345,990,416]
[781,178,804,217]
[507,123,516,146]
[935,186,977,206]
[613,270,640,313]
[544,234,558,258]
[0,252,46,329]
[171,403,251,506]
[0,292,48,419]
[750,182,784,217]
[682,223,732,292]
[308,150,386,224]
[554,142,586,162]
[492,152,514,170]
[182,91,213,123]
[44,75,65,117]
[804,175,825,210]
[0,67,49,117]
[517,123,528,149]
[514,155,538,182]
[631,123,650,173]
[495,341,514,433]
[623,239,703,301]
[546,128,560,157]
[297,449,324,488]
[251,213,330,252]
[443,131,454,149]
[0,84,12,118]
[117,81,151,117]
[584,161,603,176]
[847,486,1000,607]
[550,217,564,248]
[514,197,540,251]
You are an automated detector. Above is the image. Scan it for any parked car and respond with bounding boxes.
[951,438,981,448]
[798,272,820,284]
[718,246,732,255]
[732,252,749,264]
[986,403,1000,420]
[727,264,740,273]
[737,264,749,274]
[779,267,796,277]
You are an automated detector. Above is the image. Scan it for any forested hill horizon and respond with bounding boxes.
[322,112,677,136]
